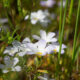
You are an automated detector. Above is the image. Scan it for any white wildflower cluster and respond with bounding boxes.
[0,30,66,73]
[0,56,21,73]
[24,10,55,27]
[40,0,56,8]
[40,0,66,8]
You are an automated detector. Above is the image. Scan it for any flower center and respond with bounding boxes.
[36,52,42,55]
[34,17,38,20]
[53,49,57,53]
[10,50,15,53]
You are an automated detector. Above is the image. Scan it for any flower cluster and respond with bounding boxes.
[25,10,55,27]
[40,0,66,8]
[0,56,21,73]
[40,0,56,8]
[0,30,66,73]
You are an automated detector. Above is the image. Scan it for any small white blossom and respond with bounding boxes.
[58,0,66,8]
[12,40,31,57]
[12,40,22,48]
[32,30,57,43]
[4,46,18,56]
[0,18,8,24]
[30,10,46,24]
[17,43,31,57]
[27,40,54,56]
[22,37,31,44]
[30,10,51,26]
[24,15,29,20]
[0,56,21,73]
[40,0,56,8]
[52,43,67,54]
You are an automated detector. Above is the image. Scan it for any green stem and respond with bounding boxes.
[3,0,14,30]
[72,0,80,60]
[58,0,68,61]
[59,0,63,42]
[6,10,14,30]
[68,0,74,23]
[17,0,22,15]
[76,53,79,72]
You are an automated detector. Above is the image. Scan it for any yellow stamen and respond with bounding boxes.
[36,52,42,55]
[53,49,57,54]
[53,49,57,52]
[34,18,38,20]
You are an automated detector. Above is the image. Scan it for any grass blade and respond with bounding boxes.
[72,0,80,61]
[58,0,68,61]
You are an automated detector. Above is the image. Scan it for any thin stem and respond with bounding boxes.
[2,0,14,30]
[17,0,22,15]
[59,0,63,42]
[72,0,80,60]
[68,0,74,23]
[58,0,68,61]
[76,53,79,72]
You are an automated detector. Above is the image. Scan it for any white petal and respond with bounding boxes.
[13,58,19,66]
[40,30,46,40]
[32,35,40,40]
[4,56,13,68]
[61,50,65,54]
[18,52,27,57]
[62,44,67,49]
[3,46,12,54]
[49,38,57,42]
[37,40,46,49]
[31,19,37,24]
[46,45,54,54]
[27,43,36,51]
[24,15,29,20]
[0,18,8,23]
[0,64,4,69]
[12,40,21,47]
[22,37,31,43]
[27,51,35,55]
[4,56,10,64]
[41,52,47,56]
[47,32,55,39]
[12,66,21,72]
[37,10,46,20]
[3,69,9,73]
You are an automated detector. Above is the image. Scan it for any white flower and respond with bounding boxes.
[40,0,56,8]
[58,0,66,8]
[4,46,18,56]
[22,37,31,44]
[24,15,29,20]
[52,43,67,54]
[17,38,31,57]
[17,43,31,57]
[30,10,46,24]
[27,40,54,56]
[12,40,31,57]
[12,40,22,48]
[0,18,8,24]
[32,30,57,43]
[0,56,21,73]
[30,10,51,25]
